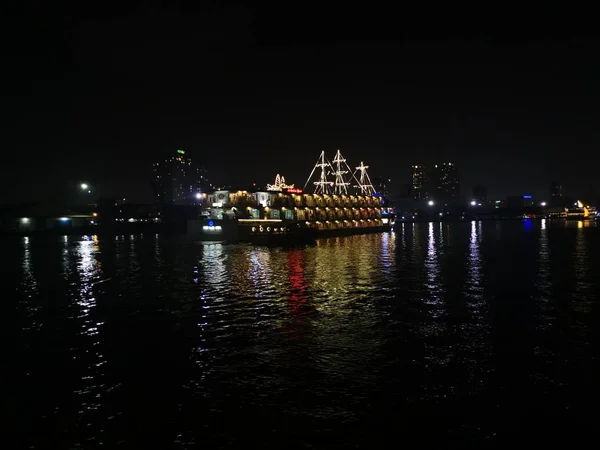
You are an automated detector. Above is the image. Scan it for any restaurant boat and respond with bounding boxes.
[188,150,394,243]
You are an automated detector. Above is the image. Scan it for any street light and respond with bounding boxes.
[428,200,434,206]
[195,192,202,200]
[470,200,477,206]
[80,183,88,190]
[540,202,547,207]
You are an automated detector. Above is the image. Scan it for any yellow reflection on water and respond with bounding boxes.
[307,236,386,381]
[312,235,385,312]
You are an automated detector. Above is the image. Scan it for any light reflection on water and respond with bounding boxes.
[19,236,39,334]
[467,221,482,302]
[426,222,440,296]
[72,237,106,431]
[8,222,600,448]
[536,219,552,324]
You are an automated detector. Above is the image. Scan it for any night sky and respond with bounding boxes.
[3,2,600,204]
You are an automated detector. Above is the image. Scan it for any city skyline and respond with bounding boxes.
[0,143,594,205]
[3,4,600,204]
[152,149,213,206]
[410,163,460,202]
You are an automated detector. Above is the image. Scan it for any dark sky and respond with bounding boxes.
[3,2,600,203]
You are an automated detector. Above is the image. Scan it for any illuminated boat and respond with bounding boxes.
[565,201,594,221]
[191,150,393,242]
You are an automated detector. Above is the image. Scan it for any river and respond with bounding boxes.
[5,220,598,448]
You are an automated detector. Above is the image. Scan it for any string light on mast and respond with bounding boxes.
[304,150,378,196]
[354,161,375,195]
[332,150,351,195]
[304,150,334,194]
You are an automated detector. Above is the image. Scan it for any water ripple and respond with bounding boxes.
[7,222,600,448]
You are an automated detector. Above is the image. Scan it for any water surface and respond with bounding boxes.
[6,220,598,448]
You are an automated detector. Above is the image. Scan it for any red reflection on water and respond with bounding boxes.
[286,249,309,336]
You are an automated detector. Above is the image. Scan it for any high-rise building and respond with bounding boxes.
[433,162,460,200]
[411,165,428,200]
[549,182,564,207]
[152,149,212,205]
[550,182,562,197]
[411,163,460,201]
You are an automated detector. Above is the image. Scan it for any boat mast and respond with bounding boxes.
[332,150,350,195]
[355,161,375,195]
[304,150,333,194]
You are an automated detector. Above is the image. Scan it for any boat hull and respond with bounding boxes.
[240,223,391,244]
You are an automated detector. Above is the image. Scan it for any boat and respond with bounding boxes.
[189,150,393,243]
[565,201,595,221]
